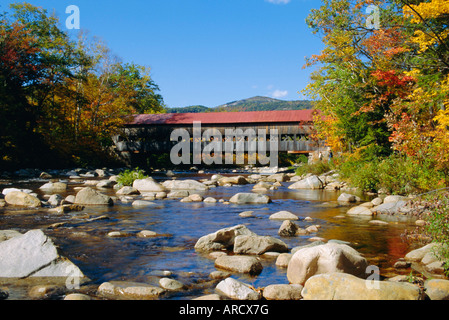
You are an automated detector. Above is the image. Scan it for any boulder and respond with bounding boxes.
[263,284,302,300]
[337,193,357,203]
[233,235,288,255]
[278,220,299,237]
[203,197,217,203]
[116,186,140,195]
[133,178,166,192]
[275,253,292,268]
[159,278,186,291]
[214,255,263,275]
[424,279,449,300]
[194,225,256,252]
[383,195,408,203]
[302,273,424,300]
[287,242,368,285]
[218,176,248,186]
[346,205,373,216]
[162,179,208,191]
[288,175,323,190]
[0,229,84,278]
[131,200,156,207]
[252,181,272,191]
[269,210,299,220]
[74,187,113,206]
[98,281,165,299]
[5,191,41,207]
[47,194,63,206]
[39,182,67,192]
[229,193,271,204]
[266,173,289,182]
[215,277,261,300]
[371,200,407,215]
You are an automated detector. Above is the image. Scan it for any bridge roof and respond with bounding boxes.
[128,109,315,126]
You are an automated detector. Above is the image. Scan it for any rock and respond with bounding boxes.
[39,182,67,192]
[74,187,113,206]
[215,255,263,275]
[415,219,426,226]
[288,175,323,190]
[98,281,165,299]
[266,173,289,182]
[64,293,92,300]
[275,253,292,268]
[252,181,272,191]
[203,197,217,203]
[193,294,222,300]
[405,243,440,262]
[371,197,383,206]
[278,220,299,237]
[116,186,140,195]
[209,270,231,280]
[0,229,84,278]
[287,242,368,285]
[162,179,208,191]
[337,193,357,203]
[383,195,407,203]
[215,277,261,300]
[346,205,373,216]
[301,273,424,300]
[194,225,256,252]
[159,278,185,291]
[263,284,303,300]
[229,193,271,204]
[188,194,203,202]
[233,235,288,255]
[0,288,9,300]
[369,220,389,226]
[29,284,66,299]
[47,194,63,206]
[218,176,248,186]
[64,195,76,204]
[167,190,190,198]
[96,180,115,188]
[269,211,299,220]
[4,191,41,207]
[131,200,156,207]
[133,178,166,192]
[137,230,158,238]
[305,225,319,233]
[239,211,254,217]
[371,200,407,215]
[424,279,449,300]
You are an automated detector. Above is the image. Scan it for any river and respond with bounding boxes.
[0,171,417,300]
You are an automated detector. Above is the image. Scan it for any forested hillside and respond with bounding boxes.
[167,96,312,113]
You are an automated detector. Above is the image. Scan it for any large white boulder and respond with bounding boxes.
[0,229,84,278]
[287,242,368,285]
[288,175,324,189]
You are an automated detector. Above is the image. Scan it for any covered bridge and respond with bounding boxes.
[113,109,322,166]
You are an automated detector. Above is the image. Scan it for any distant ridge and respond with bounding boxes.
[167,96,312,113]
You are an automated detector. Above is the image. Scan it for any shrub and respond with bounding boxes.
[295,160,333,177]
[424,191,449,276]
[116,168,148,186]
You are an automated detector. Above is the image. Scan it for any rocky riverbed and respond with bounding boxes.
[0,167,448,300]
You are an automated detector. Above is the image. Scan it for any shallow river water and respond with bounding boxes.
[0,172,418,300]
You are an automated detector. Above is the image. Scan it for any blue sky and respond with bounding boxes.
[2,0,324,108]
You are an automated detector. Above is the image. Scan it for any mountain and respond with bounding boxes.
[167,96,312,113]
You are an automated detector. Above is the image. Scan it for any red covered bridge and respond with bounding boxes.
[113,110,322,165]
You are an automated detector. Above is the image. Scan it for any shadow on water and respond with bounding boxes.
[0,174,417,299]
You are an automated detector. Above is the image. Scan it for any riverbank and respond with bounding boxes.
[0,166,448,300]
